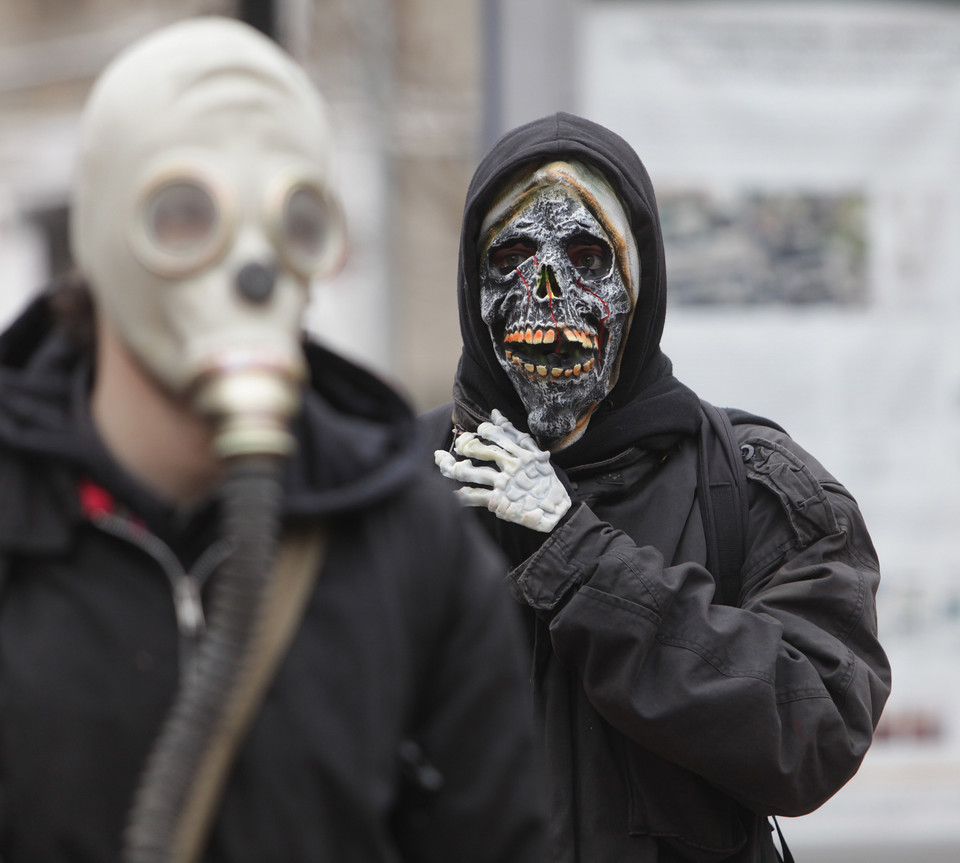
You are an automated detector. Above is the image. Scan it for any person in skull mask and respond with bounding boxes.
[424,113,891,862]
[0,18,546,863]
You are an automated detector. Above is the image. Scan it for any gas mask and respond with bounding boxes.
[70,17,345,459]
[479,161,638,448]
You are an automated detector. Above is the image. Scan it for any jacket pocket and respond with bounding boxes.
[619,735,749,863]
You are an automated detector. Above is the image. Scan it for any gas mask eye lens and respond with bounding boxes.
[268,176,345,279]
[130,173,230,277]
[145,180,219,255]
[282,185,330,261]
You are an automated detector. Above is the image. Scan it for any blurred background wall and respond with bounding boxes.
[2,1,959,861]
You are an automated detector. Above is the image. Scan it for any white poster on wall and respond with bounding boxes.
[581,0,960,311]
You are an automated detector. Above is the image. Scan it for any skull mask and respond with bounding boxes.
[479,161,639,448]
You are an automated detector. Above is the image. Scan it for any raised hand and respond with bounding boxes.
[434,409,571,532]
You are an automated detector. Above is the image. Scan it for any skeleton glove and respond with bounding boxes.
[434,409,572,533]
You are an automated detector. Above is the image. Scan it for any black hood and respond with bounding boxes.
[453,112,701,466]
[0,292,425,526]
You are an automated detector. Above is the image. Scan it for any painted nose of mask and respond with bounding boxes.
[536,264,563,301]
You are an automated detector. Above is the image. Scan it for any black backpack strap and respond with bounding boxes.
[697,399,750,607]
[699,401,797,863]
[772,816,795,863]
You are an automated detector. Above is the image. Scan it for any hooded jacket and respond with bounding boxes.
[422,113,891,862]
[0,293,546,863]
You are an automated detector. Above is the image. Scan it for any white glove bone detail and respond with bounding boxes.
[434,409,572,532]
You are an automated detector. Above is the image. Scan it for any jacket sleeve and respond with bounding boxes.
[393,473,547,863]
[509,427,891,817]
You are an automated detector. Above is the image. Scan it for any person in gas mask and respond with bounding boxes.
[424,113,891,862]
[0,17,546,863]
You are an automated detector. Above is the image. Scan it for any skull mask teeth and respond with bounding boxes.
[479,181,634,446]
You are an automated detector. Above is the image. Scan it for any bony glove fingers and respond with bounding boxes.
[489,408,535,445]
[511,425,548,457]
[455,486,495,509]
[450,431,478,454]
[487,412,535,451]
[491,411,550,457]
[475,420,528,462]
[457,434,518,473]
[438,454,499,488]
[517,434,548,457]
[483,419,555,472]
[434,449,457,475]
[453,430,501,464]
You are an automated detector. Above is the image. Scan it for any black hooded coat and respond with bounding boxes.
[0,294,546,863]
[421,113,891,862]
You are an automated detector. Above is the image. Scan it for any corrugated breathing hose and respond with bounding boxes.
[122,453,324,863]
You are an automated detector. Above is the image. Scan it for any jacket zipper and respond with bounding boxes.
[87,510,233,676]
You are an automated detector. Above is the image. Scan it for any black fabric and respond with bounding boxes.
[450,112,702,464]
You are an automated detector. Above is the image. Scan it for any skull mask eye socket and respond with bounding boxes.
[488,240,536,276]
[566,234,612,281]
[486,234,613,283]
